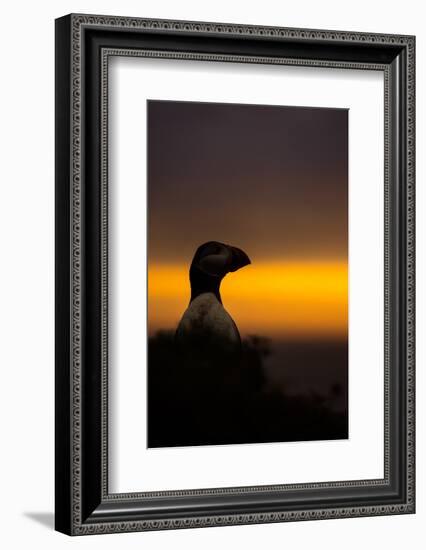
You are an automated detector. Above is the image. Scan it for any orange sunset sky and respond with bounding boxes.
[147,100,348,342]
[148,261,347,340]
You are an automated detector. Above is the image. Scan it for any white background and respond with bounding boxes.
[0,0,423,548]
[110,58,384,492]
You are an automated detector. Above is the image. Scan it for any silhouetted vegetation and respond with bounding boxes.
[148,331,348,448]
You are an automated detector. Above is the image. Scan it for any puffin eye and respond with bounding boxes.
[198,253,227,276]
[201,242,223,258]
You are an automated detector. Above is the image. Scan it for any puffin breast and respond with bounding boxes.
[175,292,241,358]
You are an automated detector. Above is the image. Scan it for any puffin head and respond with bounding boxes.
[189,241,251,302]
[191,241,251,276]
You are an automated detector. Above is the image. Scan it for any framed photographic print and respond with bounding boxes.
[55,14,415,535]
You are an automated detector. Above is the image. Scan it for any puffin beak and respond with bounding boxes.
[228,246,251,272]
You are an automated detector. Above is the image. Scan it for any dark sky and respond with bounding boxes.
[148,100,348,264]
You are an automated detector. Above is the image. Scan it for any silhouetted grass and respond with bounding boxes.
[147,331,348,448]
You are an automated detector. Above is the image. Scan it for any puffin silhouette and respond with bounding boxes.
[175,241,251,366]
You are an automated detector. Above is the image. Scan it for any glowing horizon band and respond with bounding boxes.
[148,260,348,339]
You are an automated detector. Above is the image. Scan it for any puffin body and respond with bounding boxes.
[175,241,250,366]
[175,292,241,358]
[148,241,253,447]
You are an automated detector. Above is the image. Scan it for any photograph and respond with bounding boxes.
[52,11,415,536]
[0,0,419,544]
[147,100,349,448]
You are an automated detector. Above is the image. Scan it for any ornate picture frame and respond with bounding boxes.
[55,14,415,535]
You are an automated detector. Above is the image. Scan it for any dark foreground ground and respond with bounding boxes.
[148,331,348,448]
